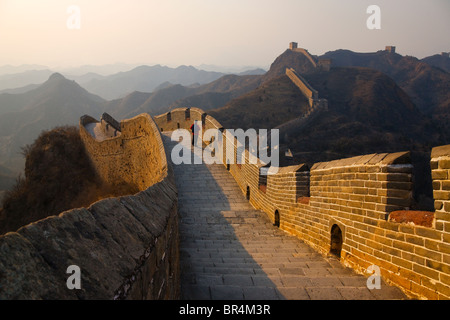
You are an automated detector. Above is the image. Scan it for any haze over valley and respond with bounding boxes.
[0,0,449,209]
[0,43,449,210]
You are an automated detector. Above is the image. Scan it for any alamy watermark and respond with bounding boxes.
[366,5,381,30]
[66,265,81,290]
[170,125,280,174]
[67,5,81,30]
[366,264,382,289]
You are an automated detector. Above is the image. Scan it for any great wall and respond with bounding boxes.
[0,113,180,299]
[0,45,450,300]
[155,107,450,300]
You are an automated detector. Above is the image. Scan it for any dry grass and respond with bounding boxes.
[0,126,135,235]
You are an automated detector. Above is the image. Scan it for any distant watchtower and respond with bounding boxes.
[318,59,332,72]
[385,46,396,53]
[442,52,449,58]
[289,42,298,50]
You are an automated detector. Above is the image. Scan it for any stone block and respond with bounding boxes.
[0,233,75,300]
[380,152,410,165]
[435,201,444,210]
[432,170,448,180]
[442,181,450,190]
[434,190,450,201]
[444,202,450,212]
[430,160,439,170]
[433,181,442,191]
[439,160,450,169]
[431,144,450,158]
[387,165,413,173]
[412,264,440,281]
[414,228,441,241]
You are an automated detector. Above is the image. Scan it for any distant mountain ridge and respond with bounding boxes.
[76,65,226,100]
[0,46,448,208]
[263,49,317,81]
[320,50,450,112]
[104,74,263,119]
[0,64,266,100]
[211,65,445,209]
[0,69,53,92]
[421,53,450,73]
[0,73,105,175]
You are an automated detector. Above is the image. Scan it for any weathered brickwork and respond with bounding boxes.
[154,107,208,133]
[285,68,328,110]
[286,67,318,102]
[3,105,448,300]
[431,145,450,233]
[80,114,166,192]
[0,113,180,300]
[158,107,450,300]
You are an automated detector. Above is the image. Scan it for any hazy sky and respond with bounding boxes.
[0,0,449,69]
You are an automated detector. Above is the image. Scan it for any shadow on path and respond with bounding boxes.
[162,133,407,300]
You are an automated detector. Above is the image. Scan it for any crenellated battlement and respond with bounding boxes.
[2,105,449,300]
[155,107,450,300]
[0,113,180,300]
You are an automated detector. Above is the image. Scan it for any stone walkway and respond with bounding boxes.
[162,133,407,300]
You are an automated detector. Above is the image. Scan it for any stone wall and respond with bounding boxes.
[0,113,180,300]
[80,113,166,192]
[154,107,208,133]
[158,108,450,300]
[285,67,328,112]
[431,145,450,232]
[291,47,318,68]
[286,67,318,105]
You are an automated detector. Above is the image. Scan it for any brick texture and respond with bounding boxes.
[0,113,180,300]
[155,108,450,300]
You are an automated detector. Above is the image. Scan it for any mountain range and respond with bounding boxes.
[209,47,449,209]
[0,73,104,176]
[320,49,450,129]
[0,64,266,99]
[0,47,449,209]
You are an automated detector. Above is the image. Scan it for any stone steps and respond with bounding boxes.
[161,133,408,300]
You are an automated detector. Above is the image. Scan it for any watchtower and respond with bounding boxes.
[385,46,396,54]
[289,42,298,50]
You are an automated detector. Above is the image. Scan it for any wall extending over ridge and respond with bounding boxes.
[2,105,449,300]
[286,67,318,101]
[291,47,318,68]
[285,68,328,110]
[0,114,180,300]
[289,44,331,71]
[157,107,450,300]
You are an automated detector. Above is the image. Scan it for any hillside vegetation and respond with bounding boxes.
[211,62,446,210]
[0,126,135,235]
[209,75,309,130]
[422,54,450,73]
[320,50,450,136]
[0,73,104,175]
[105,74,263,119]
[0,46,448,219]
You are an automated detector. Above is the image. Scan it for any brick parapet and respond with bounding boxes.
[156,108,450,299]
[0,112,180,300]
[80,113,166,191]
[286,67,318,103]
[431,144,450,232]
